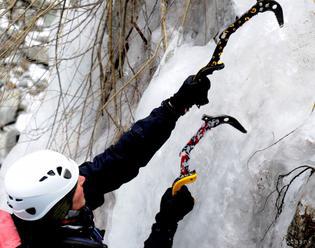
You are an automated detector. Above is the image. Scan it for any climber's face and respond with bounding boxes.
[72,176,86,210]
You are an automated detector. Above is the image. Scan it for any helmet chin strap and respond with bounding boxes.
[65,209,81,219]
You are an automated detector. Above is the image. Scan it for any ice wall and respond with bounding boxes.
[107,0,315,247]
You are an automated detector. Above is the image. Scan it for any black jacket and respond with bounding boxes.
[79,105,179,210]
[14,104,181,248]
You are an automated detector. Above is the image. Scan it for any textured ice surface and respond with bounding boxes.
[107,1,315,247]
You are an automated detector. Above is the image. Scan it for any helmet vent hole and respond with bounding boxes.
[7,202,13,208]
[63,169,72,179]
[26,208,36,215]
[39,176,48,182]
[47,170,55,176]
[57,166,63,176]
[9,195,13,200]
[16,198,23,202]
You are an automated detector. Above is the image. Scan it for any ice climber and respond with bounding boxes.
[1,75,210,248]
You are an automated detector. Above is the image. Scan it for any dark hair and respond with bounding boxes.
[44,184,77,222]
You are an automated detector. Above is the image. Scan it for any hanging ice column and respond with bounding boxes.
[107,0,315,247]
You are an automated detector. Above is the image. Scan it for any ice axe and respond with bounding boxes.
[172,115,247,196]
[194,0,284,80]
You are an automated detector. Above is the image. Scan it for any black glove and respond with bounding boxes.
[144,186,194,248]
[157,186,194,226]
[163,75,211,115]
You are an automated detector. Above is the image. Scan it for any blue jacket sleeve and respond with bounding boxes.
[79,105,180,210]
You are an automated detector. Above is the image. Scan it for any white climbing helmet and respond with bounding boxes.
[4,150,79,221]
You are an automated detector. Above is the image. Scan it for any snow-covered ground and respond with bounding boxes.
[1,0,315,247]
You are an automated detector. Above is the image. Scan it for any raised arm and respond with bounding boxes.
[79,75,210,209]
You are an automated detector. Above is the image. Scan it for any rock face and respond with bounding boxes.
[0,90,20,127]
[0,0,51,164]
[287,202,315,248]
[0,125,19,165]
[287,173,315,248]
[0,90,21,165]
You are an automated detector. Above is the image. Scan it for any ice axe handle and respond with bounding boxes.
[194,63,225,80]
[172,171,197,196]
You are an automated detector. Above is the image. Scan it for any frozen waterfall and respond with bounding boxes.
[1,0,315,247]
